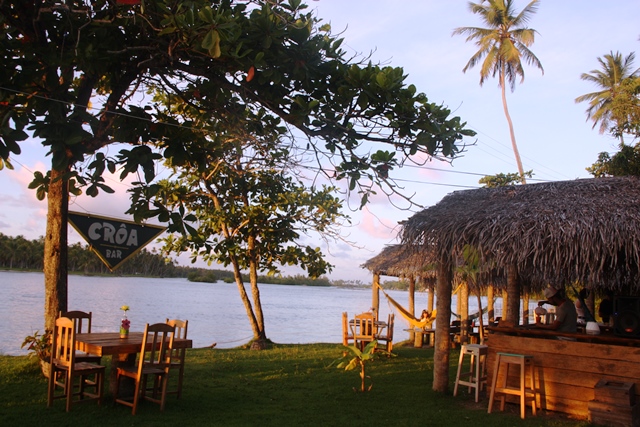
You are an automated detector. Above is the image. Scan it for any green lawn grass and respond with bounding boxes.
[0,343,594,426]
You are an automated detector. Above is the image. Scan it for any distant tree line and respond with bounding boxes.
[0,232,186,277]
[188,270,331,287]
[0,233,351,287]
[382,279,415,291]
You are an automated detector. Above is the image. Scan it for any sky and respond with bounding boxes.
[1,1,639,283]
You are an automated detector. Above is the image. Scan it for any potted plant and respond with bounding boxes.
[21,329,52,378]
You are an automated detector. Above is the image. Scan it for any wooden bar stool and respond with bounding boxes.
[488,352,537,419]
[454,344,488,402]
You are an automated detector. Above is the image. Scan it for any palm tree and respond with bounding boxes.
[575,51,640,146]
[453,0,543,184]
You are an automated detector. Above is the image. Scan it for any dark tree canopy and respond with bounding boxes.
[0,0,474,329]
[1,0,473,199]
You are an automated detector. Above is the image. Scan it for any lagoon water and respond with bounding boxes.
[0,270,508,356]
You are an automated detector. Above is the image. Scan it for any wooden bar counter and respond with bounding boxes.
[486,326,640,417]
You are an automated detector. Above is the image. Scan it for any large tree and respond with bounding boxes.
[453,0,543,184]
[575,51,640,145]
[128,98,345,343]
[0,0,474,330]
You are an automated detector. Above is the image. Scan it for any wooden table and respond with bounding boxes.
[76,332,193,396]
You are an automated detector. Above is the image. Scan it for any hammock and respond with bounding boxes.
[377,284,436,329]
[451,305,489,321]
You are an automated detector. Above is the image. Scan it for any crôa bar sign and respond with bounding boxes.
[117,0,141,5]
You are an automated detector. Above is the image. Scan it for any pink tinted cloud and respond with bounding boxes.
[0,162,49,238]
[407,154,448,180]
[358,208,400,241]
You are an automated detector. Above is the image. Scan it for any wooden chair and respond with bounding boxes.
[342,312,354,347]
[59,310,101,364]
[165,318,188,398]
[352,312,376,351]
[115,322,175,415]
[47,317,105,412]
[375,313,394,354]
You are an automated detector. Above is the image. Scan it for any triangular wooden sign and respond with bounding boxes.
[68,211,166,271]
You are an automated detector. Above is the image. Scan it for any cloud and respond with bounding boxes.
[358,208,401,241]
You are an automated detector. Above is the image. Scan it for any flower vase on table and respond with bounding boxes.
[120,305,130,338]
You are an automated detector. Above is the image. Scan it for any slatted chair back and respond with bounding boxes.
[115,322,175,415]
[47,317,105,411]
[165,318,188,398]
[59,310,101,364]
[60,310,93,333]
[51,317,76,369]
[353,312,376,350]
[140,322,174,375]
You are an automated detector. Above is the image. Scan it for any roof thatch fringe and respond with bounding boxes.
[362,244,505,291]
[360,244,436,279]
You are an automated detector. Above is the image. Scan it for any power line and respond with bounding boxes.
[2,86,576,192]
[467,125,573,181]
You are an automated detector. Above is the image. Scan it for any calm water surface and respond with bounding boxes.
[1,271,527,356]
[1,271,435,356]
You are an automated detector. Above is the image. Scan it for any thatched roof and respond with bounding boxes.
[400,177,640,293]
[360,244,434,278]
[361,244,502,288]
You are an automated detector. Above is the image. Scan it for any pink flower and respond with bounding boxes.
[121,318,130,330]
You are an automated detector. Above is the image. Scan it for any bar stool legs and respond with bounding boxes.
[454,344,488,402]
[488,352,537,419]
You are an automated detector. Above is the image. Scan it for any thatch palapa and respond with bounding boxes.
[401,176,640,293]
[360,244,435,280]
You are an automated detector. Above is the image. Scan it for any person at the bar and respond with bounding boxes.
[535,286,577,333]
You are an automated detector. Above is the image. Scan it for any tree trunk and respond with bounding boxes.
[249,270,266,341]
[247,235,266,341]
[460,282,469,344]
[372,273,380,314]
[433,258,453,393]
[502,289,508,321]
[487,285,495,323]
[500,70,527,184]
[408,275,416,342]
[43,167,69,331]
[230,255,262,341]
[476,292,485,344]
[522,285,530,325]
[586,290,596,321]
[427,282,435,328]
[506,265,521,324]
[408,276,416,317]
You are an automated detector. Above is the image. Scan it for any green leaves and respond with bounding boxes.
[198,6,215,24]
[202,29,221,58]
[0,156,13,171]
[335,340,392,392]
[3,0,476,242]
[287,0,303,10]
[337,340,379,370]
[116,146,162,184]
[28,171,48,201]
